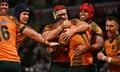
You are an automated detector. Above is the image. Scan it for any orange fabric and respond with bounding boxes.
[52,51,69,62]
[89,22,103,35]
[0,16,24,62]
[109,65,120,72]
[16,32,26,48]
[69,25,93,66]
[44,24,70,62]
[69,21,102,66]
[104,40,119,56]
[16,26,34,48]
[104,36,120,72]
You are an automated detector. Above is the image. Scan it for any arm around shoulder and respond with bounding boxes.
[21,27,59,46]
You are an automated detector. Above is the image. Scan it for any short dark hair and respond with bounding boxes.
[106,16,119,25]
[0,0,9,3]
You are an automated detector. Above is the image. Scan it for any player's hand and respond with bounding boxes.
[74,45,88,56]
[60,28,75,42]
[97,52,105,61]
[48,42,59,47]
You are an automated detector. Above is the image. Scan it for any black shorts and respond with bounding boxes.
[66,65,95,72]
[50,62,70,72]
[0,61,21,72]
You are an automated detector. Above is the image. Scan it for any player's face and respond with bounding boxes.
[79,10,89,21]
[20,11,30,24]
[0,2,8,15]
[56,13,68,20]
[105,20,119,38]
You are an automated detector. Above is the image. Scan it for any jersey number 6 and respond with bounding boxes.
[0,26,10,41]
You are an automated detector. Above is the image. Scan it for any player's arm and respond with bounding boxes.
[106,56,120,66]
[88,22,104,52]
[18,24,58,46]
[108,37,120,66]
[98,36,120,66]
[13,16,58,46]
[22,26,45,44]
[77,23,104,54]
[71,20,89,33]
[73,35,104,55]
[97,51,120,66]
[89,35,104,52]
[42,24,64,40]
[60,20,89,41]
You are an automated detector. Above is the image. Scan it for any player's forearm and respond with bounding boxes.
[42,26,63,40]
[102,56,120,66]
[110,57,120,66]
[36,34,48,45]
[72,24,89,34]
[89,36,104,52]
[22,27,49,45]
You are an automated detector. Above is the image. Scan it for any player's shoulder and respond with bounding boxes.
[90,21,98,26]
[7,15,15,19]
[90,21,103,34]
[70,18,80,25]
[44,23,56,31]
[117,34,120,39]
[116,34,120,43]
[7,15,17,22]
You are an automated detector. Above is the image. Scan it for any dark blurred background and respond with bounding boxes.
[8,0,120,72]
[9,0,120,30]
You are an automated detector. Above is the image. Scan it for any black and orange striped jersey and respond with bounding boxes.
[16,26,34,48]
[69,20,103,66]
[69,22,92,66]
[0,15,26,62]
[69,31,93,66]
[16,32,26,48]
[104,34,120,72]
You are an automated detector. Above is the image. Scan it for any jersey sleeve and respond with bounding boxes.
[70,18,80,25]
[90,21,103,36]
[117,34,120,56]
[8,16,27,33]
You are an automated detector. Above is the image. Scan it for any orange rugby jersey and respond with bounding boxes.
[0,16,25,62]
[104,34,120,72]
[89,21,103,38]
[16,26,33,48]
[16,32,26,48]
[44,24,69,62]
[68,22,92,66]
[69,31,93,66]
[69,20,103,66]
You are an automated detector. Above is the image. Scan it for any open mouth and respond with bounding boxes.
[1,8,7,11]
[81,15,85,18]
[80,15,86,20]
